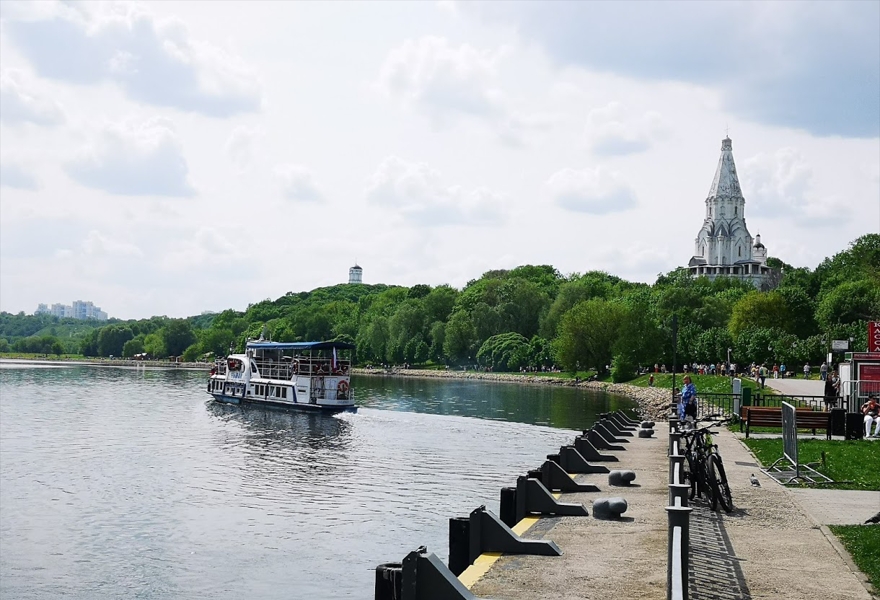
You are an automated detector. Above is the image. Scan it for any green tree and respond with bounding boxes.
[815,280,880,329]
[728,291,790,338]
[554,299,627,374]
[122,338,145,358]
[444,310,477,364]
[97,325,134,357]
[143,333,166,358]
[476,332,529,371]
[162,320,196,357]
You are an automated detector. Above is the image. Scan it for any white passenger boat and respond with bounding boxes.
[207,340,355,412]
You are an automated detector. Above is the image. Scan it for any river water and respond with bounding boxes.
[0,363,635,600]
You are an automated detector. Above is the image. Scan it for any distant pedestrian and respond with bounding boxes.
[823,375,838,409]
[773,364,779,379]
[759,364,767,389]
[780,363,786,378]
[820,362,828,381]
[803,363,810,379]
[649,373,655,387]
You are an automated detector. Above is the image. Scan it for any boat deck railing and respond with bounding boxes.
[213,358,351,380]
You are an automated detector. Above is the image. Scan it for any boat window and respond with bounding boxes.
[281,388,287,398]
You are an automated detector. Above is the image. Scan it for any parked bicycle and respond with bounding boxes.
[679,415,733,512]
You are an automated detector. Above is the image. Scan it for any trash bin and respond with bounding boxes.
[830,408,847,437]
[845,412,865,440]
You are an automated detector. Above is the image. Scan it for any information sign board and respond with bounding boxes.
[781,402,798,478]
[831,340,849,351]
[870,322,880,352]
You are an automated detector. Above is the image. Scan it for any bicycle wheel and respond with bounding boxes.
[684,455,696,500]
[708,454,733,512]
[703,457,718,510]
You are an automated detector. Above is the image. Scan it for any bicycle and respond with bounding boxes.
[678,415,733,513]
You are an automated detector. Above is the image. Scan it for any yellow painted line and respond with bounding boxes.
[459,495,563,589]
[458,552,502,588]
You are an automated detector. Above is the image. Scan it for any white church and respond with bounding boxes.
[688,136,771,289]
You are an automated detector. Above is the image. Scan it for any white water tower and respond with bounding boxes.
[348,264,363,284]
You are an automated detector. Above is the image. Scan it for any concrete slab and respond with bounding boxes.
[467,423,875,600]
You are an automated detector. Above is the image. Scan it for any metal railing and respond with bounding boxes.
[752,393,828,411]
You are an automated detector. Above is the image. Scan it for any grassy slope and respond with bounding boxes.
[628,373,766,395]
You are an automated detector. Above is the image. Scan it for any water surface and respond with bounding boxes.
[0,363,634,599]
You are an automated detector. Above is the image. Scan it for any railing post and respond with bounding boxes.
[666,505,692,600]
[668,454,686,487]
[668,431,682,458]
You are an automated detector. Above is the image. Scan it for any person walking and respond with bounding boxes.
[773,364,779,379]
[759,364,767,388]
[803,363,811,379]
[780,363,786,378]
[820,361,828,381]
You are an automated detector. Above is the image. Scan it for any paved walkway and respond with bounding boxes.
[763,376,825,396]
[466,421,876,599]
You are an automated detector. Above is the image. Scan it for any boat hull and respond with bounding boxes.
[208,392,356,413]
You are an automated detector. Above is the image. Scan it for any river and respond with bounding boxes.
[0,362,635,599]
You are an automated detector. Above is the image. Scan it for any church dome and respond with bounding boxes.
[753,234,765,249]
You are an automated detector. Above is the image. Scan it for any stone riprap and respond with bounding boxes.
[353,368,676,421]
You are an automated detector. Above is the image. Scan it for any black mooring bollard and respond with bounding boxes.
[448,517,471,577]
[500,486,517,528]
[374,562,402,600]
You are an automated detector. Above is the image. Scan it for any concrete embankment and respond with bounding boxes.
[0,357,209,370]
[463,424,874,600]
[353,368,675,421]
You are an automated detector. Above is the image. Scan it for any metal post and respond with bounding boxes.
[666,505,692,600]
[668,455,686,486]
[668,483,690,508]
[374,562,403,600]
[672,314,678,411]
[669,431,682,457]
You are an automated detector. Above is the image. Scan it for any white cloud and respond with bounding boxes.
[224,126,263,173]
[4,2,261,117]
[545,166,637,214]
[377,36,506,124]
[466,1,880,138]
[81,230,144,258]
[585,102,668,155]
[274,164,323,202]
[741,148,847,225]
[66,117,196,197]
[365,156,505,226]
[0,70,65,126]
[0,163,39,190]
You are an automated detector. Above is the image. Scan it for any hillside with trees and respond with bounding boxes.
[2,234,878,382]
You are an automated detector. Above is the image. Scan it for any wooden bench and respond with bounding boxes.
[741,406,831,439]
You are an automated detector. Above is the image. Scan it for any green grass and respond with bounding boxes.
[828,525,880,593]
[628,373,765,394]
[742,438,880,490]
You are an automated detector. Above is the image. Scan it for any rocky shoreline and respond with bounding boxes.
[352,368,674,421]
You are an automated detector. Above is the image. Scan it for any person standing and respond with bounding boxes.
[759,364,767,389]
[678,375,698,423]
[773,364,779,379]
[780,363,786,378]
[820,361,828,381]
[803,363,811,379]
[823,374,838,409]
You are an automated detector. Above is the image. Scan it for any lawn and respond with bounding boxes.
[828,525,880,594]
[742,438,880,490]
[628,373,766,395]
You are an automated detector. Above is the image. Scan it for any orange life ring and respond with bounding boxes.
[337,380,349,394]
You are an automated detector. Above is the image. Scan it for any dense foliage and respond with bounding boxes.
[2,235,877,382]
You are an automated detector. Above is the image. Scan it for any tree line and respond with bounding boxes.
[1,234,877,383]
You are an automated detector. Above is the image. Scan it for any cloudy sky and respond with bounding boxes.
[1,1,878,320]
